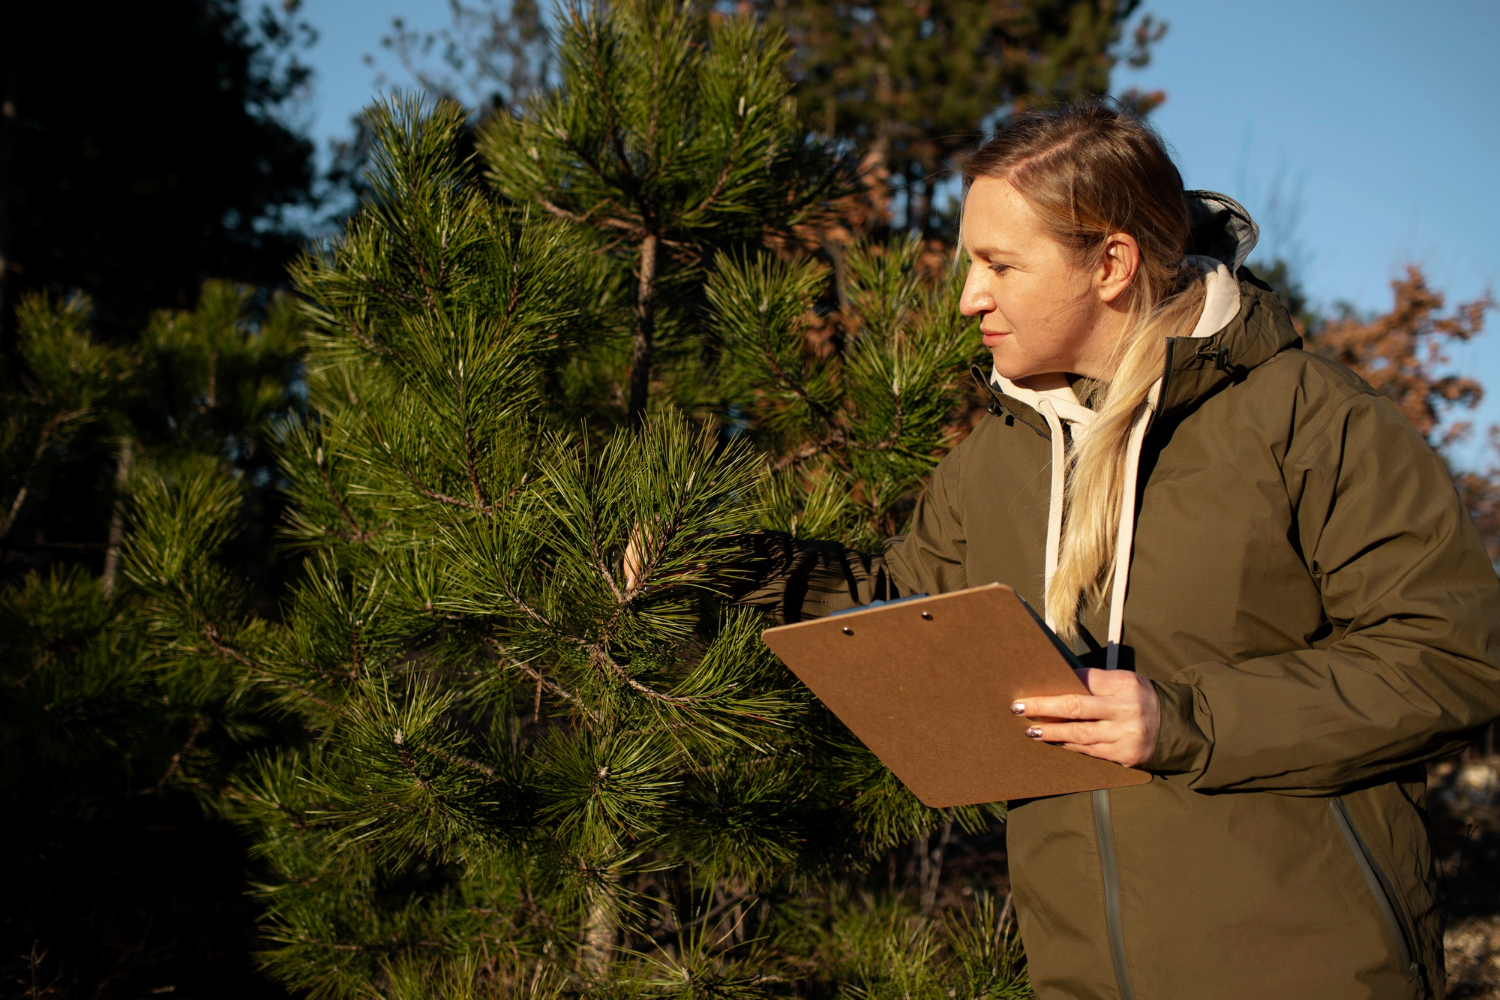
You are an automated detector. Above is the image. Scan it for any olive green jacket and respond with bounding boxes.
[740,233,1500,998]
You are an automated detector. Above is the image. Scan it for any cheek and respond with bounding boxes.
[995,286,1051,344]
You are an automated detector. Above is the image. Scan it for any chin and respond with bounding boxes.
[989,350,1039,382]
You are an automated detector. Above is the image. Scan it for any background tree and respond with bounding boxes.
[2,286,301,996]
[0,0,320,351]
[377,0,555,113]
[750,0,1165,238]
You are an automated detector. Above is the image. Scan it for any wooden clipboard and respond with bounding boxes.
[760,583,1151,807]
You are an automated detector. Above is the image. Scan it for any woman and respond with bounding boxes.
[736,104,1500,999]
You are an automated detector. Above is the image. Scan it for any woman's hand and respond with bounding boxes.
[1012,668,1160,768]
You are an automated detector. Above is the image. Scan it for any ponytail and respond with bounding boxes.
[963,102,1205,637]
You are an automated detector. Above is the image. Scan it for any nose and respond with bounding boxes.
[959,264,993,319]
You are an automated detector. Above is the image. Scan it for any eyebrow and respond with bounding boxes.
[964,244,1018,259]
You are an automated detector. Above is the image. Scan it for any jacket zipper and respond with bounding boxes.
[1328,796,1425,993]
[1093,788,1136,1000]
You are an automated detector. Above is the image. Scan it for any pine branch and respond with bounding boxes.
[589,644,713,706]
[537,196,638,234]
[339,305,394,357]
[144,715,208,795]
[315,458,373,544]
[196,619,336,712]
[1,406,87,540]
[770,428,847,472]
[484,637,599,723]
[365,409,495,515]
[391,729,432,788]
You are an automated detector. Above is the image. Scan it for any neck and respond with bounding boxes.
[1015,371,1072,392]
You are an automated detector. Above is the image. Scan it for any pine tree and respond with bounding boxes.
[476,0,849,425]
[2,284,304,993]
[118,30,1023,991]
[1,292,131,564]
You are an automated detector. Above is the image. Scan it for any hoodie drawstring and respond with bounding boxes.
[1037,397,1067,633]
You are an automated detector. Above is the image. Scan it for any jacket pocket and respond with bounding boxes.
[1328,796,1426,994]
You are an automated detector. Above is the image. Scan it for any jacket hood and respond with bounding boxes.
[1186,190,1260,271]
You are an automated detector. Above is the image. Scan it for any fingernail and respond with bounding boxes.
[1010,702,1025,715]
[1025,727,1043,739]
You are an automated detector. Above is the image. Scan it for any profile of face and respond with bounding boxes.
[958,176,1140,387]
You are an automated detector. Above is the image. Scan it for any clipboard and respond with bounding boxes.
[760,582,1151,807]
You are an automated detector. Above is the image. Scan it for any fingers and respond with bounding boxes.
[1013,670,1162,768]
[1058,741,1127,761]
[1010,692,1115,721]
[1021,720,1111,746]
[1024,722,1141,766]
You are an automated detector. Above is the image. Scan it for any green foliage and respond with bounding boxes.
[0,568,150,792]
[824,894,1031,1000]
[480,1,840,261]
[111,72,1003,993]
[710,238,979,547]
[478,0,851,423]
[134,280,304,466]
[0,292,133,544]
[1,279,311,992]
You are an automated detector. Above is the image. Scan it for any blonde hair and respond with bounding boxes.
[963,103,1207,636]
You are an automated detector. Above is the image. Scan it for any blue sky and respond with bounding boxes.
[294,0,1500,462]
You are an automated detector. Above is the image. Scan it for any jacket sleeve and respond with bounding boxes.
[734,448,970,625]
[1147,389,1500,792]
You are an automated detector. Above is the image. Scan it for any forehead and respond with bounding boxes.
[961,175,1049,254]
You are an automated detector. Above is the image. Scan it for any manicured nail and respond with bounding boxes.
[1010,702,1025,715]
[1025,727,1043,739]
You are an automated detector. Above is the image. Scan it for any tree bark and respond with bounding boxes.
[579,893,615,978]
[626,232,659,427]
[101,436,133,596]
[919,820,953,911]
[912,172,933,240]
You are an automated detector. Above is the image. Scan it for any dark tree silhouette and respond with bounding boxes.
[0,0,319,350]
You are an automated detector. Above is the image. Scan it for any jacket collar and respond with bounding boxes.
[1153,275,1300,420]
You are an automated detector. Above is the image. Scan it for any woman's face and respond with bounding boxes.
[959,176,1132,385]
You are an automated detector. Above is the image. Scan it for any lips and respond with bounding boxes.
[981,329,1010,346]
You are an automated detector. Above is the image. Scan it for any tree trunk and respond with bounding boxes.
[913,173,933,240]
[101,436,133,597]
[919,820,953,911]
[626,232,659,427]
[579,893,615,979]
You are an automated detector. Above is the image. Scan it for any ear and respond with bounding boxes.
[1095,232,1141,304]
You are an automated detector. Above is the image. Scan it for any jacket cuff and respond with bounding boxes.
[1146,679,1212,775]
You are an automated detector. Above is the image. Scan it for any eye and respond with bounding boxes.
[988,263,1011,275]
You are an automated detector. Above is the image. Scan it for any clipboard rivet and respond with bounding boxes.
[841,626,853,635]
[920,611,933,620]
